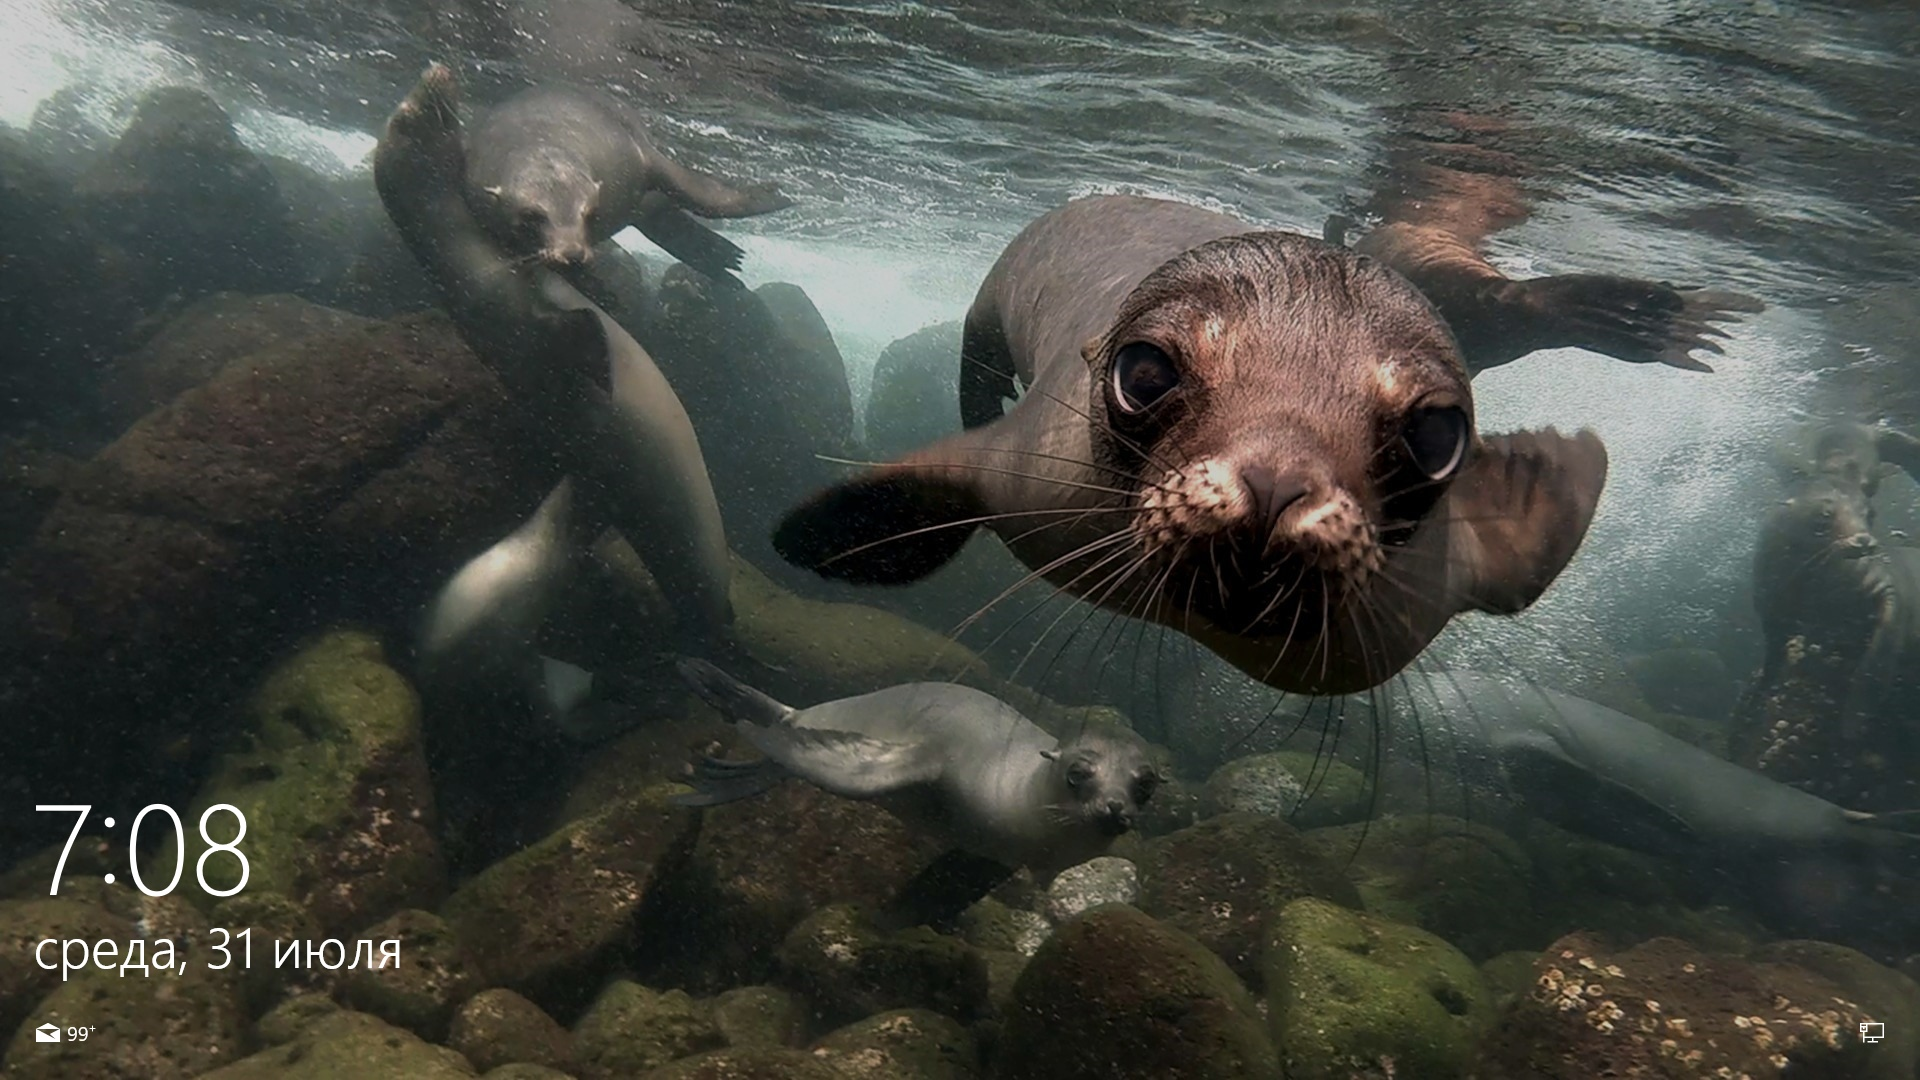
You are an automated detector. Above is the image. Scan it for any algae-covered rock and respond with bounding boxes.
[1750,940,1920,1080]
[710,985,806,1049]
[3,963,247,1079]
[812,1008,980,1080]
[442,785,694,1016]
[1480,950,1544,1009]
[754,281,855,456]
[999,904,1277,1080]
[207,889,325,1013]
[957,897,1051,957]
[255,992,340,1046]
[1264,897,1492,1080]
[449,988,578,1074]
[775,903,992,1028]
[638,779,940,992]
[1305,814,1534,962]
[1137,811,1360,988]
[165,631,444,931]
[196,1009,478,1078]
[573,979,724,1079]
[483,1066,577,1080]
[1472,932,1883,1079]
[1043,857,1138,924]
[864,320,961,462]
[0,897,134,1038]
[0,838,116,900]
[1518,819,1760,956]
[337,908,483,1042]
[1202,751,1369,828]
[637,1047,839,1080]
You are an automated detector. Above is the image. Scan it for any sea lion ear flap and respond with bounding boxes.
[1447,428,1609,615]
[772,432,992,586]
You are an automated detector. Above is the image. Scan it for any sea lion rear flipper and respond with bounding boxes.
[1499,732,1702,852]
[1511,274,1765,373]
[773,431,994,585]
[671,754,791,807]
[1448,428,1609,614]
[650,153,795,219]
[635,190,749,285]
[874,849,1018,933]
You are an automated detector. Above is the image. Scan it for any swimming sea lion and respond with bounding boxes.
[375,63,733,646]
[673,658,1163,880]
[466,84,793,283]
[1328,109,1765,374]
[1399,670,1920,862]
[775,195,1609,696]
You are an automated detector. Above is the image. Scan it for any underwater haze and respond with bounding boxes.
[2,0,1918,1077]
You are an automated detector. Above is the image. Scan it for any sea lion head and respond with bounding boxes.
[477,150,601,269]
[1041,724,1162,838]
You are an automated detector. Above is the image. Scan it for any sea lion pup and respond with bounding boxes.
[673,657,1162,921]
[375,63,733,647]
[1400,670,1920,863]
[466,84,793,284]
[774,194,1609,696]
[1326,109,1764,374]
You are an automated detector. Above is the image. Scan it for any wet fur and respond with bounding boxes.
[776,195,1609,695]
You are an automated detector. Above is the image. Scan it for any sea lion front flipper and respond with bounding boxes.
[675,657,796,727]
[1511,274,1765,373]
[773,430,994,585]
[635,190,749,285]
[874,849,1018,933]
[1498,731,1702,853]
[1447,428,1609,614]
[1875,427,1920,483]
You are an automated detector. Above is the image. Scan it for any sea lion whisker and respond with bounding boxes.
[964,445,1172,492]
[1006,547,1161,697]
[947,529,1138,647]
[815,506,1137,569]
[811,453,1147,500]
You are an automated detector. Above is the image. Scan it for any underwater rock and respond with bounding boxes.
[1305,815,1537,963]
[441,784,695,1017]
[957,897,1051,958]
[74,86,303,315]
[864,320,962,461]
[0,897,135,1039]
[1201,751,1369,829]
[812,1008,981,1080]
[998,904,1277,1080]
[556,703,738,825]
[637,758,944,993]
[255,992,341,1046]
[572,979,725,1079]
[1623,645,1737,721]
[775,903,993,1029]
[1472,932,1884,1080]
[1480,950,1545,1010]
[1749,940,1920,1079]
[1136,811,1361,988]
[1517,819,1761,958]
[482,1067,576,1080]
[449,988,580,1075]
[337,909,484,1042]
[0,836,115,901]
[100,291,375,430]
[164,631,444,932]
[1263,897,1493,1080]
[1,304,552,806]
[208,890,327,1015]
[3,962,247,1079]
[710,985,808,1050]
[755,281,856,454]
[196,1008,478,1079]
[637,1047,840,1079]
[1042,856,1139,924]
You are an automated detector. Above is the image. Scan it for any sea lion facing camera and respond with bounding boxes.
[466,85,793,283]
[774,195,1608,696]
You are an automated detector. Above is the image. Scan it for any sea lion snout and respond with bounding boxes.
[1097,801,1133,836]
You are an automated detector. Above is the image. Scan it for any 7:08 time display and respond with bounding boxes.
[36,804,251,898]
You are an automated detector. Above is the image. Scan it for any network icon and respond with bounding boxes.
[1861,1021,1885,1044]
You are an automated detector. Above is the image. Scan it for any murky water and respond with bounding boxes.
[2,0,1918,1076]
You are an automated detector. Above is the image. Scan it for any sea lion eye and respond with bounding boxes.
[1066,761,1094,789]
[1132,773,1159,804]
[1111,342,1180,414]
[1402,405,1469,480]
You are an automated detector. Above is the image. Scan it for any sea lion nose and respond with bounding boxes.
[1240,465,1311,531]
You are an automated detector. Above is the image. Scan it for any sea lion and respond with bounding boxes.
[1398,670,1920,862]
[466,84,793,283]
[774,194,1609,696]
[375,63,733,647]
[1327,108,1765,374]
[673,658,1162,880]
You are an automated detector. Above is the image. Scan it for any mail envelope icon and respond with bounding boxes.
[34,1023,60,1043]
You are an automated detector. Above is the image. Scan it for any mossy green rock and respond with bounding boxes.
[207,889,324,1014]
[1265,897,1492,1080]
[165,631,445,931]
[1519,819,1760,955]
[0,897,134,1039]
[4,963,247,1079]
[1480,950,1544,1009]
[450,988,578,1074]
[482,1066,576,1080]
[1137,811,1360,988]
[1305,814,1534,961]
[776,903,992,1028]
[573,980,725,1079]
[710,985,806,1049]
[957,897,1051,957]
[337,909,483,1041]
[1000,904,1277,1080]
[442,785,695,1016]
[197,1009,478,1078]
[1751,940,1920,1080]
[1202,751,1368,828]
[637,1047,840,1079]
[812,1009,980,1080]
[255,992,340,1046]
